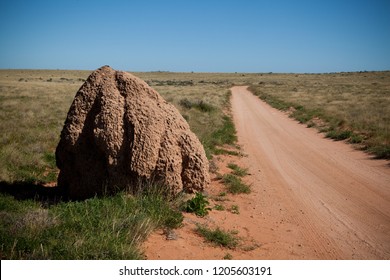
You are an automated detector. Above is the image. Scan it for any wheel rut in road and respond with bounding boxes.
[230,86,390,259]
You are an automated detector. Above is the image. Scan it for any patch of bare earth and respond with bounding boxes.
[143,151,265,260]
[143,86,390,260]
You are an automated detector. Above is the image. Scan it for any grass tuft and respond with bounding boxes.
[222,174,251,194]
[203,115,237,158]
[179,98,215,112]
[326,130,353,141]
[227,163,248,177]
[195,224,239,249]
[368,145,390,159]
[3,70,389,260]
[214,204,225,211]
[229,205,240,214]
[223,253,233,260]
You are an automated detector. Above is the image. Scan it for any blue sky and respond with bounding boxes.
[1,0,389,72]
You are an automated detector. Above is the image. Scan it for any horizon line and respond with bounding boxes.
[1,67,389,75]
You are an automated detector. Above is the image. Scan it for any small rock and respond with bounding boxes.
[164,229,179,240]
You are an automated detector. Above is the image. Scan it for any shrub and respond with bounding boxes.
[179,98,193,109]
[179,98,215,113]
[184,192,211,217]
[195,100,215,112]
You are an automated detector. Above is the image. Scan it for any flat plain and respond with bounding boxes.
[0,69,389,259]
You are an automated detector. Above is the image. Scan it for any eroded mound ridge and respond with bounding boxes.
[56,66,209,199]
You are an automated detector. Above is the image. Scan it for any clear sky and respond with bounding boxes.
[1,0,389,73]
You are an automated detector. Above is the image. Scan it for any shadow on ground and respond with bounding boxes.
[0,181,66,206]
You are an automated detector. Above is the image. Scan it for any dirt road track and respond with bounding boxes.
[144,86,390,260]
[231,86,390,259]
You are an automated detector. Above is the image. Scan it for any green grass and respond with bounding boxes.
[222,174,251,194]
[0,71,241,183]
[325,129,353,141]
[213,192,228,202]
[149,77,239,160]
[2,70,388,260]
[248,72,390,159]
[211,115,237,146]
[214,204,225,211]
[183,192,211,217]
[227,163,248,177]
[368,145,390,159]
[291,106,325,125]
[223,253,233,260]
[179,98,216,112]
[195,224,239,249]
[229,205,240,214]
[0,70,244,259]
[0,183,183,259]
[202,112,238,158]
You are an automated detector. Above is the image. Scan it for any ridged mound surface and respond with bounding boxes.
[56,66,209,199]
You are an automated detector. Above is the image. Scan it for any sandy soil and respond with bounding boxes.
[143,86,390,260]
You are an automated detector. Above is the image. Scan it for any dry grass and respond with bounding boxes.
[1,69,388,183]
[0,70,90,182]
[139,72,258,156]
[1,69,389,259]
[0,69,247,259]
[0,70,256,183]
[248,71,390,159]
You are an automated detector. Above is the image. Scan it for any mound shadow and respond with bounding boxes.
[0,181,66,206]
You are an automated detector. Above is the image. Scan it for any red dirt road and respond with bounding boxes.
[230,86,390,259]
[144,86,390,260]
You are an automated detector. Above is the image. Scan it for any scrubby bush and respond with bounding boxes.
[184,192,211,217]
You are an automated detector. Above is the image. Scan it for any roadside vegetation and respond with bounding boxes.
[183,192,211,217]
[227,163,249,177]
[221,174,251,194]
[195,224,239,249]
[248,71,390,159]
[0,70,243,259]
[1,69,388,259]
[219,163,251,195]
